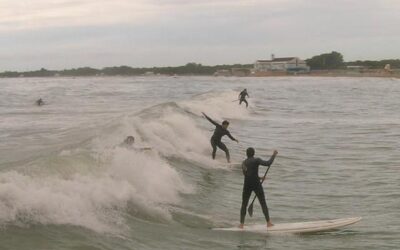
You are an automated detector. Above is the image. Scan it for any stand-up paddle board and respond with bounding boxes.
[221,162,241,167]
[213,217,361,234]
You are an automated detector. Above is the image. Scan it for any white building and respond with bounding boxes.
[254,55,310,72]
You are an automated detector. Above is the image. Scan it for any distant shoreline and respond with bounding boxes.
[0,74,399,79]
[0,68,399,79]
[250,70,400,79]
[2,52,399,78]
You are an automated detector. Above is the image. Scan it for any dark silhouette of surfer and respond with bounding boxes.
[202,112,238,163]
[238,89,249,108]
[240,148,277,229]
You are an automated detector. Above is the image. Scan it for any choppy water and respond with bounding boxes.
[0,76,399,249]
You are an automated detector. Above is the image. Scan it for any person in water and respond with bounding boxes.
[238,89,249,108]
[36,98,44,106]
[123,136,135,146]
[202,112,238,163]
[239,148,278,229]
[121,136,152,151]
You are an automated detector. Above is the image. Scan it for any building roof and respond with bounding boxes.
[256,57,297,63]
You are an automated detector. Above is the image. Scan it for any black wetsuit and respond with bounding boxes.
[240,154,276,224]
[36,99,44,106]
[203,114,236,162]
[238,90,249,107]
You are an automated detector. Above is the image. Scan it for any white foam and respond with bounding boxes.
[179,90,253,121]
[0,171,127,233]
[0,90,254,232]
[108,146,191,205]
[0,140,192,233]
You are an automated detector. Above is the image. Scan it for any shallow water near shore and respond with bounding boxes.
[0,76,399,249]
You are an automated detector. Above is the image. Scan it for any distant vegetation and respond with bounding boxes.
[0,63,252,77]
[306,51,400,70]
[0,53,398,77]
[306,51,345,70]
[345,59,400,69]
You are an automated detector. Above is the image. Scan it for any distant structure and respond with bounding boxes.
[231,68,251,77]
[214,68,251,77]
[254,54,310,73]
[214,69,232,77]
[384,64,392,72]
[346,65,369,73]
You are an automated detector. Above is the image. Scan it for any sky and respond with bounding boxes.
[0,0,399,71]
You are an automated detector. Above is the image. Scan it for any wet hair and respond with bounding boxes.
[246,147,255,157]
[222,120,229,126]
[124,136,135,144]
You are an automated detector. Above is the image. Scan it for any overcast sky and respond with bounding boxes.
[1,0,399,71]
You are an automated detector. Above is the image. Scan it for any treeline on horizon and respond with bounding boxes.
[305,51,400,70]
[0,63,252,78]
[1,52,399,77]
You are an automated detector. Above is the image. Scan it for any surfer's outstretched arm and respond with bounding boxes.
[259,150,278,166]
[202,112,218,126]
[226,131,238,142]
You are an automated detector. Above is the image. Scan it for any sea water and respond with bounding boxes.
[0,76,399,249]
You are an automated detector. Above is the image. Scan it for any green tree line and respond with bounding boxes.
[345,59,400,69]
[0,63,252,77]
[306,51,345,70]
[306,51,400,70]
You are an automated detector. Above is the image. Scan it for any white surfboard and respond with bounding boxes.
[213,217,362,234]
[220,162,241,167]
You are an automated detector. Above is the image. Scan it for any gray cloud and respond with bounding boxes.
[0,0,399,71]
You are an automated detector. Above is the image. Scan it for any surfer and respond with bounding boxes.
[238,89,249,108]
[239,148,278,229]
[202,112,238,163]
[36,98,44,106]
[121,136,152,151]
[123,136,135,146]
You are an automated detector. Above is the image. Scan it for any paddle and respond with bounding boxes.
[248,163,273,217]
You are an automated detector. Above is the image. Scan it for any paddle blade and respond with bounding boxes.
[248,203,254,217]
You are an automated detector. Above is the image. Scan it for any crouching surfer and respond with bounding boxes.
[202,112,238,163]
[239,148,278,229]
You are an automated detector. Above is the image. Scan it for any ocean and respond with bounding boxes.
[0,76,399,249]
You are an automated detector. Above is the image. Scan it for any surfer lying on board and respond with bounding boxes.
[240,148,278,229]
[121,136,152,151]
[202,112,238,163]
[238,89,249,108]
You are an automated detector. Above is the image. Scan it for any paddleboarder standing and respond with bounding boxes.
[239,148,278,229]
